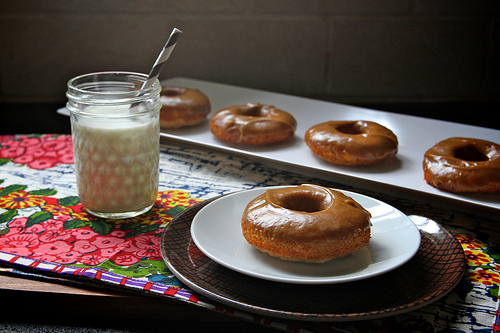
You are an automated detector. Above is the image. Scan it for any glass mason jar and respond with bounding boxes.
[66,72,161,219]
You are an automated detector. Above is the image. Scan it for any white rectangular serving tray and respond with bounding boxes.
[59,77,500,210]
[161,78,500,211]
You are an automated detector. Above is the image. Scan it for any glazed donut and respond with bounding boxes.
[241,184,371,263]
[209,103,297,145]
[423,137,500,193]
[159,87,210,128]
[305,120,398,166]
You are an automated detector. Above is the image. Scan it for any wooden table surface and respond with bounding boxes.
[0,272,278,332]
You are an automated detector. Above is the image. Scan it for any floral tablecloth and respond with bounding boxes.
[0,134,499,333]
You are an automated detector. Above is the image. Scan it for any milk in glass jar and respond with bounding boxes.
[66,72,161,219]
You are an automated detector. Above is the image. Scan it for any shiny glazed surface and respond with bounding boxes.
[209,103,297,145]
[159,86,211,128]
[242,184,371,241]
[305,120,398,165]
[423,137,500,193]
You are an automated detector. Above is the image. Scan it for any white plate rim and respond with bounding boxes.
[190,186,421,284]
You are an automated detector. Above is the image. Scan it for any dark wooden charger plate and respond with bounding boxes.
[161,196,466,322]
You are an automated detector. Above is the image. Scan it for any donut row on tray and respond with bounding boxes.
[159,87,500,194]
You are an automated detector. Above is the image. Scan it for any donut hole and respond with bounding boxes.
[161,87,186,96]
[240,104,267,117]
[271,191,331,212]
[453,144,488,162]
[335,122,364,135]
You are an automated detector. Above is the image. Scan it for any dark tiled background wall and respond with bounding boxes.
[0,0,499,132]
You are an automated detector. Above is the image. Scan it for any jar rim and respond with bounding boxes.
[66,71,161,117]
[66,71,161,102]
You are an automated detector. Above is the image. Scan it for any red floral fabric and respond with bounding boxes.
[0,134,73,169]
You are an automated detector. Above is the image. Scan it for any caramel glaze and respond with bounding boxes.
[209,103,297,145]
[159,86,211,128]
[242,184,371,242]
[423,137,500,193]
[305,120,398,165]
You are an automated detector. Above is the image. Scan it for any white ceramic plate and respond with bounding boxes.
[191,186,421,284]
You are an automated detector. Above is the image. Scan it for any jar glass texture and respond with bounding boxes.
[66,72,161,219]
